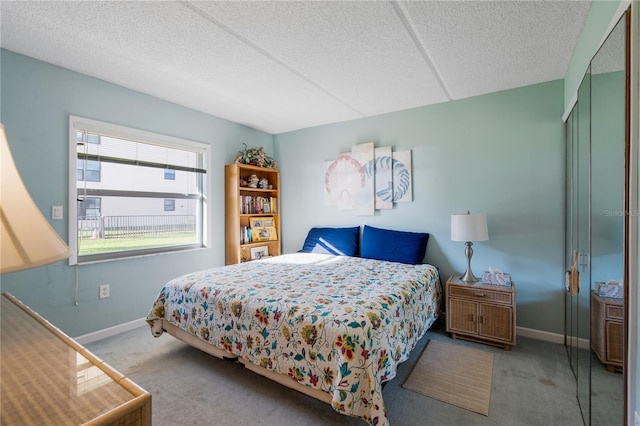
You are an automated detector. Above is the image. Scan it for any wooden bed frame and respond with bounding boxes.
[161,319,333,405]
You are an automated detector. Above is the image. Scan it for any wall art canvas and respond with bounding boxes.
[324,143,413,215]
[370,146,393,210]
[324,155,363,210]
[323,160,337,207]
[392,150,412,202]
[350,142,375,216]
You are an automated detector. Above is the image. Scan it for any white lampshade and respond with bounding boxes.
[451,212,488,242]
[1,124,71,274]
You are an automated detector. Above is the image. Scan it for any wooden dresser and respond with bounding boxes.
[1,292,151,425]
[445,274,516,350]
[590,291,623,372]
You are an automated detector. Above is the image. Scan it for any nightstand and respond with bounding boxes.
[445,274,516,350]
[590,291,623,372]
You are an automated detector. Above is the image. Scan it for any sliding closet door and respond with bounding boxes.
[576,67,591,425]
[589,14,627,425]
[565,106,579,377]
[565,11,629,425]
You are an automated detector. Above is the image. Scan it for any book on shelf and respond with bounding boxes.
[240,219,278,244]
[239,196,278,214]
[240,226,252,244]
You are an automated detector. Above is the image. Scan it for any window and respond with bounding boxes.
[77,131,100,145]
[78,197,101,218]
[69,116,210,264]
[77,159,101,182]
[164,199,175,212]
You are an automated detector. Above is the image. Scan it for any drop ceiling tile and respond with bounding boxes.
[402,0,591,100]
[1,1,593,134]
[1,1,362,133]
[189,1,449,116]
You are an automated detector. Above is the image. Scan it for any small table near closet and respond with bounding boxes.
[591,291,624,372]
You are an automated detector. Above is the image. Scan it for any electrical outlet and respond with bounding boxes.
[99,284,110,299]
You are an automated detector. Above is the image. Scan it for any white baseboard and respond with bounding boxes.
[76,319,586,348]
[516,326,564,344]
[75,317,147,345]
[517,325,589,349]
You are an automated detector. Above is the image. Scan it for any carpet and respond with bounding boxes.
[402,339,494,416]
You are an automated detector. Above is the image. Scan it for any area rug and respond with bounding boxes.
[402,339,494,416]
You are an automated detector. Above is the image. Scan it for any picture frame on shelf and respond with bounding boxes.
[251,217,275,227]
[253,226,276,242]
[250,217,277,242]
[250,246,269,260]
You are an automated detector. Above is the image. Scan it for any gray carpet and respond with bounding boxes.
[87,319,584,425]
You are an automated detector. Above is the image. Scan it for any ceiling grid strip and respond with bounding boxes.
[391,1,453,101]
[179,0,366,119]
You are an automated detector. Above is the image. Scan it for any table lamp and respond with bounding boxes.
[451,211,488,282]
[1,124,71,274]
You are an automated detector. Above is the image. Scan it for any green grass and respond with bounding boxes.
[79,232,197,255]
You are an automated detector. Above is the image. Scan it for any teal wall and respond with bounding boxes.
[0,50,567,338]
[274,80,566,334]
[0,0,630,343]
[0,49,273,337]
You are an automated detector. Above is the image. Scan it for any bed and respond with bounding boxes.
[146,226,441,425]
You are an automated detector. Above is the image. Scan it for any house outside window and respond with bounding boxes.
[77,159,101,182]
[78,197,101,218]
[69,116,210,264]
[164,169,175,180]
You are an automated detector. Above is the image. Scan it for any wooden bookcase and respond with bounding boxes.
[225,163,281,265]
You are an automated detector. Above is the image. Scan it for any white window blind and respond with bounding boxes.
[69,116,210,264]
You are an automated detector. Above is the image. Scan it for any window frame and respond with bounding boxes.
[164,199,176,212]
[68,115,211,265]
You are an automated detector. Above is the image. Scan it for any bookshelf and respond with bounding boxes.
[225,163,281,264]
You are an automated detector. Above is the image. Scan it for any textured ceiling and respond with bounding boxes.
[0,1,591,134]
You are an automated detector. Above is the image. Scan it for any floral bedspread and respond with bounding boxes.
[146,253,441,425]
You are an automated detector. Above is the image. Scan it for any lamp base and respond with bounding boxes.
[461,241,479,282]
[461,269,479,283]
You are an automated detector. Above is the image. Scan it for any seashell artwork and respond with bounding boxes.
[324,153,365,210]
[350,142,375,215]
[324,143,412,213]
[371,147,393,209]
[392,150,412,203]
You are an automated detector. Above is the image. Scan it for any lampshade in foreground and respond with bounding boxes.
[1,124,71,274]
[451,212,488,282]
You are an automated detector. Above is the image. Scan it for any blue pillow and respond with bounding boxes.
[361,225,429,265]
[300,226,360,257]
